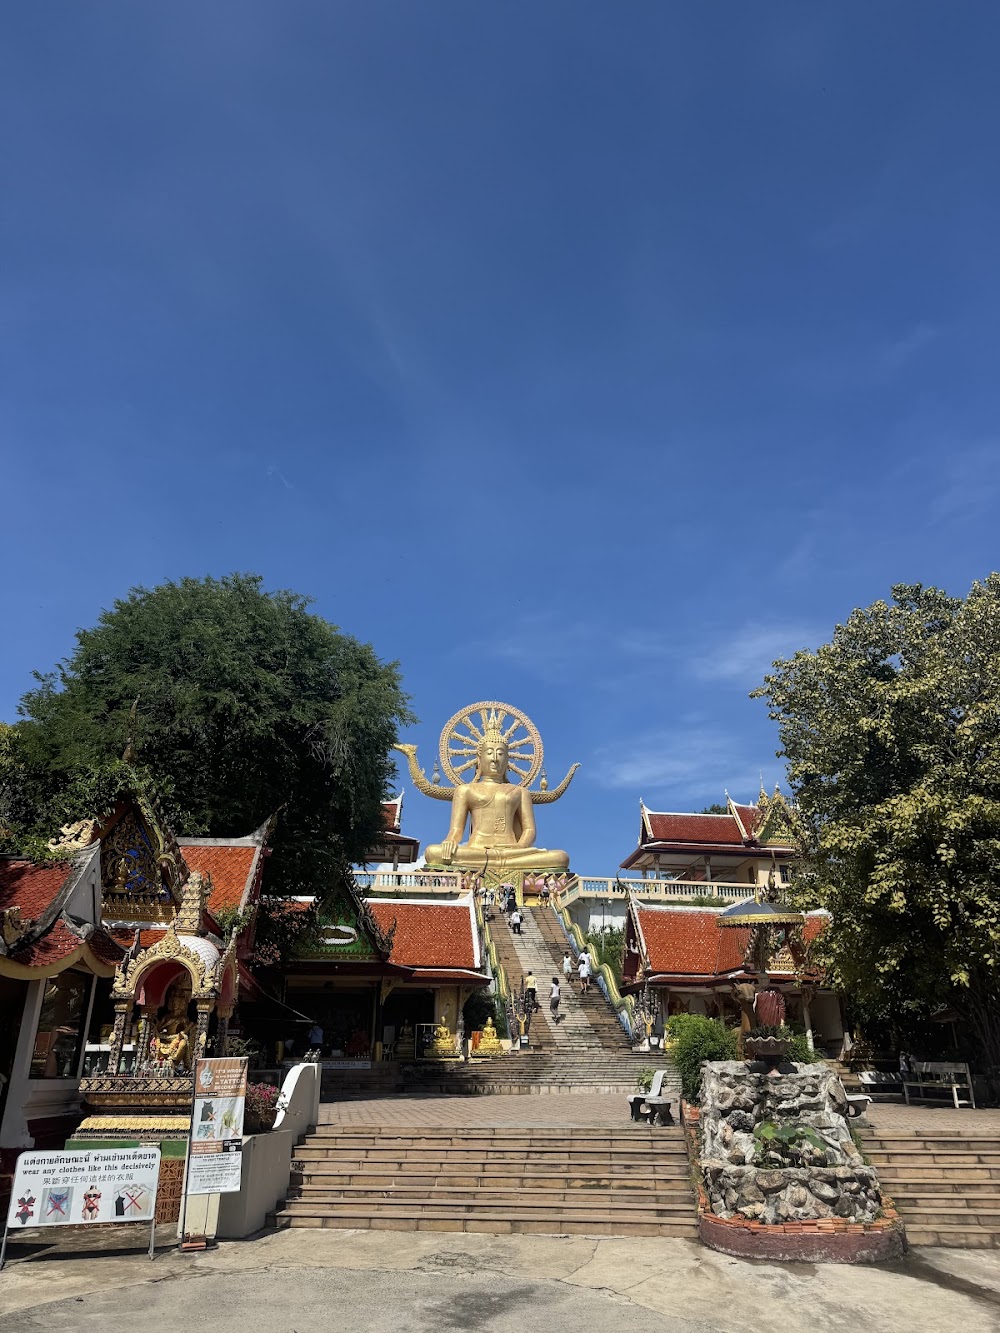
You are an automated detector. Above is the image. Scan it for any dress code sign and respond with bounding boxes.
[187,1056,248,1196]
[6,1147,160,1230]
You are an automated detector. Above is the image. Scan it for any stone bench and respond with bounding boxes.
[844,1093,872,1119]
[626,1070,677,1124]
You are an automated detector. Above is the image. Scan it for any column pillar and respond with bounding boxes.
[134,1004,157,1072]
[215,1007,232,1059]
[801,986,815,1052]
[108,1000,132,1075]
[194,1002,213,1064]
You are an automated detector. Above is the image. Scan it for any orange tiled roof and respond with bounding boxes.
[180,844,258,914]
[367,899,478,970]
[109,927,166,951]
[645,812,751,846]
[636,906,749,976]
[8,921,123,971]
[381,799,402,833]
[0,860,75,918]
[635,905,826,978]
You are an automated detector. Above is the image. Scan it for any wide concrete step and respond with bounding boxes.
[864,1150,1000,1164]
[861,1134,1000,1147]
[292,1171,693,1192]
[307,1127,677,1141]
[296,1151,688,1168]
[891,1206,1000,1226]
[882,1177,1000,1193]
[903,1225,1000,1248]
[271,1209,698,1237]
[285,1188,693,1212]
[873,1165,1000,1182]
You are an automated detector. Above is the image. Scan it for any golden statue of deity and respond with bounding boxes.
[151,978,196,1072]
[396,701,578,875]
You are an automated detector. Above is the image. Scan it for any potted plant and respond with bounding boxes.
[244,1081,281,1134]
[745,990,793,1068]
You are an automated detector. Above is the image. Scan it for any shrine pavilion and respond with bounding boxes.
[621,789,796,887]
[281,888,490,1059]
[0,779,272,1209]
[620,898,846,1056]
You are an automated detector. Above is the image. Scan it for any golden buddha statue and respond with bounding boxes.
[151,978,196,1072]
[477,1017,504,1057]
[397,701,577,876]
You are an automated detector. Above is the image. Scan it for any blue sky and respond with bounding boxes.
[3,3,1000,875]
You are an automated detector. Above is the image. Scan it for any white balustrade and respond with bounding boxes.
[561,876,757,903]
[356,870,463,895]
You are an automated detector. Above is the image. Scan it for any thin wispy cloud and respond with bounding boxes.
[930,443,1000,524]
[687,623,820,685]
[591,725,781,802]
[877,321,941,374]
[461,614,601,685]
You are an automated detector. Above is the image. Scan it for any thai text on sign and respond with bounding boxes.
[6,1147,160,1230]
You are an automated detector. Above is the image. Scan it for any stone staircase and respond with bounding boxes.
[487,909,556,1049]
[530,905,634,1052]
[404,1050,660,1094]
[270,1124,698,1236]
[859,1127,1000,1247]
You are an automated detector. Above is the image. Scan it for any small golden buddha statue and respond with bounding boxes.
[477,1017,503,1056]
[152,978,196,1072]
[429,1020,459,1059]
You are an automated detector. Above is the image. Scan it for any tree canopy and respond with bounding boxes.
[3,574,414,899]
[754,576,1000,1067]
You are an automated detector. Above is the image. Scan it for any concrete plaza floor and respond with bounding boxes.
[3,1226,1000,1332]
[318,1089,1000,1130]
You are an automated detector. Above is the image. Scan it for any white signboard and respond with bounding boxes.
[6,1147,160,1231]
[186,1057,248,1197]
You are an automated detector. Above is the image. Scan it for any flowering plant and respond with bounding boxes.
[244,1081,280,1132]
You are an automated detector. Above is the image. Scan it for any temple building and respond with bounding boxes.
[0,780,273,1211]
[621,789,796,887]
[0,852,125,1200]
[282,888,490,1059]
[364,794,421,871]
[620,898,846,1056]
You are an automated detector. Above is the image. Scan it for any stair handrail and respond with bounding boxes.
[551,902,637,1042]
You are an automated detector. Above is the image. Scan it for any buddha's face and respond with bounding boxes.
[477,739,508,780]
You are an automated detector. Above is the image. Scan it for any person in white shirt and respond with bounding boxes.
[510,908,522,935]
[578,953,591,994]
[549,977,562,1024]
[562,951,573,982]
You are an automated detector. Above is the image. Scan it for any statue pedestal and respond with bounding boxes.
[69,1075,197,1223]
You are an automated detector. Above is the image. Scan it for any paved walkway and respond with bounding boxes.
[3,1227,1000,1331]
[867,1103,1000,1131]
[319,1093,629,1127]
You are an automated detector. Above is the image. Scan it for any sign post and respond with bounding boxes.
[1,1146,161,1269]
[179,1056,248,1247]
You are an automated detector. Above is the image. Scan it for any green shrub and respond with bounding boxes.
[665,1014,739,1101]
[636,1067,655,1092]
[785,1028,821,1064]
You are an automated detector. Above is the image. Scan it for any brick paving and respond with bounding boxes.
[319,1092,628,1127]
[866,1101,1000,1131]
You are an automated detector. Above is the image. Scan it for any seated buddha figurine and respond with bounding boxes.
[152,978,196,1072]
[422,725,570,873]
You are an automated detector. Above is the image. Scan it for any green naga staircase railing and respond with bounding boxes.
[552,901,637,1041]
[475,897,517,1041]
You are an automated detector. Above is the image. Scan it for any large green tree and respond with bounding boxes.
[754,576,1000,1069]
[5,574,413,900]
